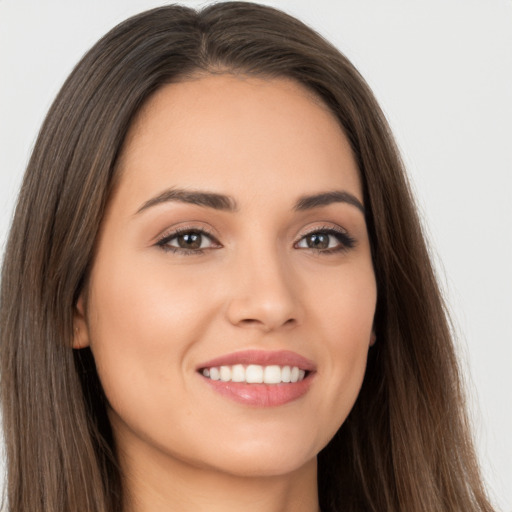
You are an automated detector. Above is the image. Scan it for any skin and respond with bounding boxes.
[74,74,377,512]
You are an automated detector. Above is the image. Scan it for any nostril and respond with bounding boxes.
[237,317,297,331]
[239,318,261,326]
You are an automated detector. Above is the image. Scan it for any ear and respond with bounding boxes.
[73,295,91,349]
[369,331,377,347]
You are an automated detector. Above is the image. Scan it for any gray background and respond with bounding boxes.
[1,0,511,509]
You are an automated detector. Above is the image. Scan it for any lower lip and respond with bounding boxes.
[201,374,314,407]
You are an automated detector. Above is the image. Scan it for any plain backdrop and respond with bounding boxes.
[1,0,511,510]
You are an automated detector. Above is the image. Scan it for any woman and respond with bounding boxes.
[0,3,495,511]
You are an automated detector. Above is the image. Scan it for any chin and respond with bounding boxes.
[188,430,325,478]
[203,449,318,479]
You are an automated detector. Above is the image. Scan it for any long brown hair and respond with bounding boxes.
[0,3,494,511]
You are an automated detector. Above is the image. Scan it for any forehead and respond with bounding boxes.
[115,74,362,208]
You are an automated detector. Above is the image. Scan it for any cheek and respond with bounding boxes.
[84,249,215,409]
[88,246,214,343]
[309,256,376,344]
[307,262,376,423]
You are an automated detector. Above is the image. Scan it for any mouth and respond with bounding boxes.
[196,350,316,407]
[200,364,309,384]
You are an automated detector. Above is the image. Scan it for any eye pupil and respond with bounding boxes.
[178,232,202,249]
[307,233,329,249]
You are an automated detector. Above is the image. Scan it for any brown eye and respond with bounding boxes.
[157,229,218,253]
[305,233,330,249]
[175,232,203,250]
[295,228,356,253]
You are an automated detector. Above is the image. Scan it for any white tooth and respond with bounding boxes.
[246,365,264,383]
[290,366,299,383]
[281,366,291,383]
[220,366,231,382]
[298,369,306,381]
[231,364,245,382]
[209,367,220,381]
[263,365,282,384]
[202,368,210,377]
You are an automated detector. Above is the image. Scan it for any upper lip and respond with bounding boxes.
[197,350,317,372]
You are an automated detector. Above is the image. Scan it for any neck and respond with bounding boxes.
[120,443,320,512]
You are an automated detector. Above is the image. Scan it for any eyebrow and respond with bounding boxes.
[135,188,238,214]
[294,191,365,214]
[135,188,364,215]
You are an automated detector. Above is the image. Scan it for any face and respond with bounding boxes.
[75,74,377,479]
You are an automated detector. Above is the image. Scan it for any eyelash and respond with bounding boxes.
[156,226,220,255]
[156,226,356,255]
[295,226,356,254]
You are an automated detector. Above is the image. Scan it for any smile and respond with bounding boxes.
[197,350,316,407]
[201,364,307,384]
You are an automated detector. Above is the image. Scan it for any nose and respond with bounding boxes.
[225,247,302,332]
